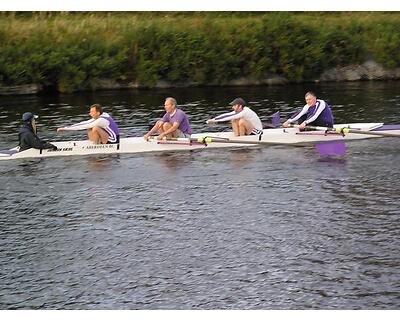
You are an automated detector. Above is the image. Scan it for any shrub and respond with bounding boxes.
[0,12,400,91]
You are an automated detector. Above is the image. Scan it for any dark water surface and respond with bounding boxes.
[1,83,400,309]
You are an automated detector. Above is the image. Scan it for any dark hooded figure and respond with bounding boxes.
[18,112,58,152]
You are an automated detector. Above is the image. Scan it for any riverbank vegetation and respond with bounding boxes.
[1,12,400,92]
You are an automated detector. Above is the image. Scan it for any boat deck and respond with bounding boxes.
[1,123,399,160]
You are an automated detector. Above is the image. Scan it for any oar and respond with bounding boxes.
[150,135,286,146]
[263,111,281,128]
[288,123,400,138]
[150,135,345,158]
[151,136,307,147]
[192,136,289,146]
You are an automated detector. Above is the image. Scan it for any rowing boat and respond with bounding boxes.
[1,122,399,161]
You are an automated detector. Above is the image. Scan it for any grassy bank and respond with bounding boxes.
[1,12,400,92]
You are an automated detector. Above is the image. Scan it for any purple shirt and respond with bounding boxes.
[100,113,120,143]
[162,108,193,134]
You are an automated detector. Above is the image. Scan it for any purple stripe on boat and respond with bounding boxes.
[372,125,400,131]
[296,131,341,136]
[0,150,18,155]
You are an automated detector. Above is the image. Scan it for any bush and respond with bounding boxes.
[0,12,400,91]
[366,21,400,68]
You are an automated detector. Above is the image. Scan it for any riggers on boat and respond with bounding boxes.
[1,123,400,161]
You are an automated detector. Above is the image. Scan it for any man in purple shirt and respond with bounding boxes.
[143,97,193,140]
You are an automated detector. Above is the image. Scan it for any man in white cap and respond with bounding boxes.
[18,112,58,151]
[206,98,263,136]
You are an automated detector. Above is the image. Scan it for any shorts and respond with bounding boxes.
[106,135,120,144]
[250,128,263,135]
[176,129,191,138]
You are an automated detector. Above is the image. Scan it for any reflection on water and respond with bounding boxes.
[224,147,262,164]
[316,156,347,164]
[1,83,400,309]
[148,147,263,171]
[150,151,200,171]
[84,154,121,171]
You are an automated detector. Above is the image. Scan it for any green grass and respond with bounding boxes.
[1,12,400,92]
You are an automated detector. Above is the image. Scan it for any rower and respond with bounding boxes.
[19,112,58,151]
[206,98,263,136]
[143,97,193,141]
[57,104,120,144]
[283,92,334,130]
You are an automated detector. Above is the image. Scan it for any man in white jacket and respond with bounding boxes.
[206,98,263,136]
[283,92,334,129]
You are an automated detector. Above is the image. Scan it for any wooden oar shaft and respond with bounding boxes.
[191,137,284,146]
[149,136,285,146]
[289,124,400,138]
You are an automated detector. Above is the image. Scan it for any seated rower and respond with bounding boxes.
[283,91,334,129]
[143,97,193,141]
[206,98,263,136]
[19,112,58,152]
[57,104,120,144]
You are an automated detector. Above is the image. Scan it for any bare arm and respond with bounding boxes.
[143,121,164,140]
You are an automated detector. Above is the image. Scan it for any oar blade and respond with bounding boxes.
[315,141,346,158]
[271,111,281,127]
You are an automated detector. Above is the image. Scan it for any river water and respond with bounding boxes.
[0,82,400,309]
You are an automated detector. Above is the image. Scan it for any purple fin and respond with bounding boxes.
[315,141,346,157]
[271,112,281,127]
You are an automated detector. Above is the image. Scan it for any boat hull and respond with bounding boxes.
[1,123,399,161]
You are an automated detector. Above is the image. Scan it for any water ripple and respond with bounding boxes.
[1,84,400,309]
